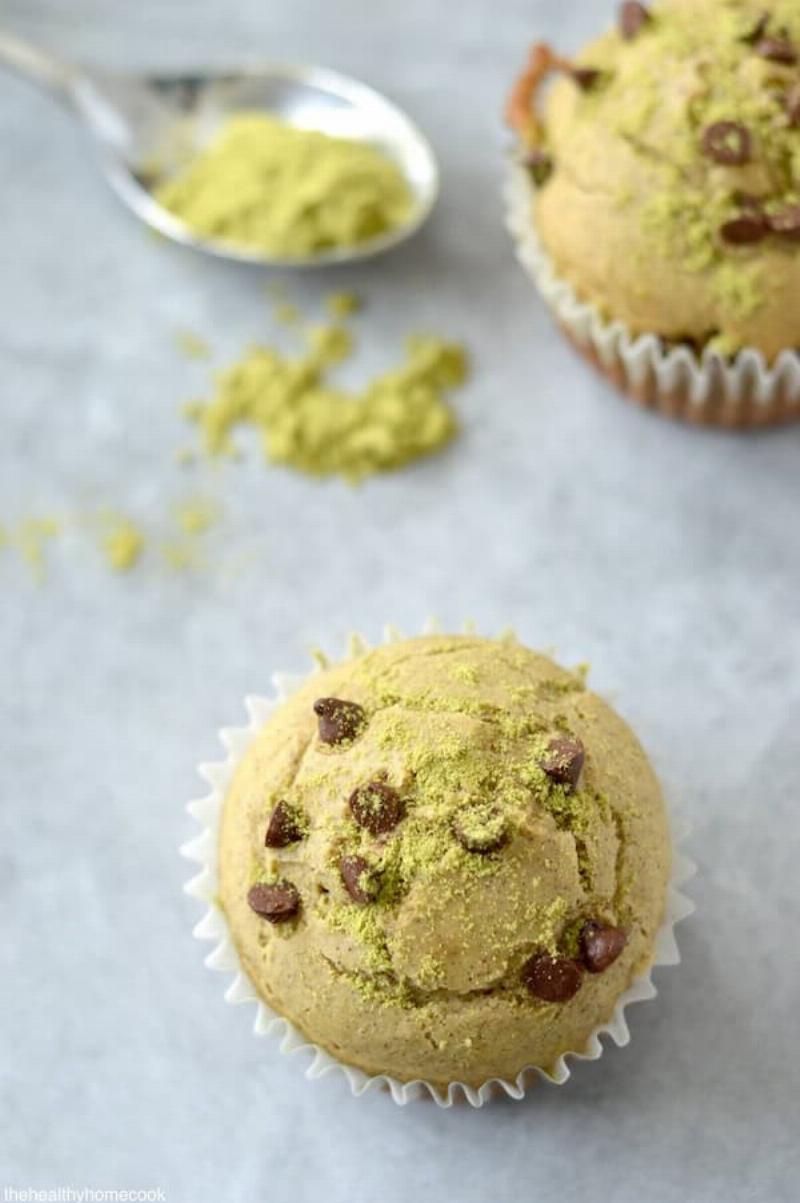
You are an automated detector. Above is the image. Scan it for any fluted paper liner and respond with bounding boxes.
[504,161,800,428]
[181,619,695,1108]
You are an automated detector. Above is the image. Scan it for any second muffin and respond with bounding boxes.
[506,0,800,425]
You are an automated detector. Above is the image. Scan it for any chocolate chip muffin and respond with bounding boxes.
[506,0,800,424]
[218,635,671,1089]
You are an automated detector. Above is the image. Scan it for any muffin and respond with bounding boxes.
[216,634,671,1091]
[505,0,800,426]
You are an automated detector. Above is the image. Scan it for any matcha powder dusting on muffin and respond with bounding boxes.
[218,635,671,1088]
[507,0,800,360]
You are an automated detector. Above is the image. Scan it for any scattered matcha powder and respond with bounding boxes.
[15,517,61,582]
[273,302,301,326]
[326,291,362,319]
[185,321,466,483]
[161,541,202,572]
[173,330,211,360]
[101,515,145,573]
[175,498,218,535]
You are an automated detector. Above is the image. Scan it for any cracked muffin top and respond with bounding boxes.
[218,634,671,1088]
[509,0,800,360]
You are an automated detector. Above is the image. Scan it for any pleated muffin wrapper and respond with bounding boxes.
[181,619,696,1108]
[504,161,800,429]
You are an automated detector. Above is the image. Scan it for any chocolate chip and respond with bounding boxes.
[741,13,769,45]
[453,803,509,854]
[580,921,628,973]
[340,854,379,904]
[522,148,553,187]
[786,83,800,126]
[767,205,800,237]
[720,212,768,245]
[569,66,603,91]
[539,735,585,791]
[313,697,366,746]
[701,121,752,166]
[247,880,300,923]
[756,36,797,64]
[349,780,405,836]
[264,800,304,848]
[521,952,583,1002]
[619,1,650,40]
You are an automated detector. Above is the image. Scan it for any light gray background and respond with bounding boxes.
[1,1,798,1200]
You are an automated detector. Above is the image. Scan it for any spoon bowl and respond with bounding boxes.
[0,34,440,267]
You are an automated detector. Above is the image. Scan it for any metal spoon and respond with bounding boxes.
[0,32,440,267]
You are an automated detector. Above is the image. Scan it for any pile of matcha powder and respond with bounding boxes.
[183,295,467,484]
[156,113,413,257]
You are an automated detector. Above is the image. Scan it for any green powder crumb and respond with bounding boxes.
[536,896,570,957]
[175,499,217,535]
[707,331,742,360]
[556,913,586,960]
[307,322,353,366]
[711,260,765,322]
[162,541,202,572]
[173,330,211,360]
[101,515,145,572]
[326,291,362,319]
[452,800,508,853]
[185,323,466,483]
[451,663,479,685]
[325,898,394,975]
[155,112,413,259]
[273,302,300,326]
[16,517,61,582]
[416,953,445,989]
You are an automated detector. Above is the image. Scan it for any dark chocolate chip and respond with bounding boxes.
[580,921,628,972]
[539,735,585,791]
[570,66,603,91]
[741,13,769,45]
[247,880,300,923]
[264,800,304,848]
[756,36,797,64]
[619,1,651,40]
[453,803,509,854]
[349,780,406,836]
[701,121,752,166]
[340,854,379,904]
[767,205,800,237]
[313,697,366,746]
[720,213,768,245]
[522,148,554,187]
[521,952,583,1002]
[786,83,800,126]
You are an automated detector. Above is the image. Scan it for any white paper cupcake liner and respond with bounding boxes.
[181,619,696,1108]
[504,160,800,428]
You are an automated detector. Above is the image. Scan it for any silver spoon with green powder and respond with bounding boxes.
[0,33,439,266]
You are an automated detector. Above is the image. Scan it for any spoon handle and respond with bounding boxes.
[0,31,80,104]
